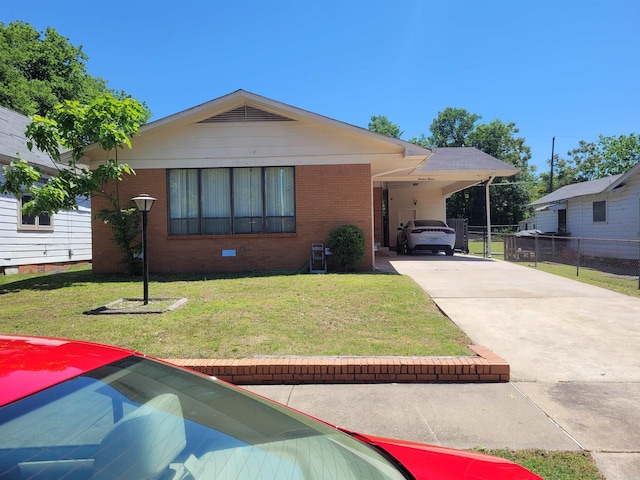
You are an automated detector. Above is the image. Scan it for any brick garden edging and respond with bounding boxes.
[165,345,509,385]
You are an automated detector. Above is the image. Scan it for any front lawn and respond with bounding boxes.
[0,266,472,359]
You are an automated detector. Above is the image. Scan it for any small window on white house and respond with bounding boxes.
[18,195,53,231]
[592,200,606,223]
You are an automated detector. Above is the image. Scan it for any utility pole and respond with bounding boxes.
[549,136,555,193]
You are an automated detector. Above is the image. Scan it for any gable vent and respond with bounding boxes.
[199,105,294,123]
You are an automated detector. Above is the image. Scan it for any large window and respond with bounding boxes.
[18,195,52,231]
[169,167,295,235]
[592,200,606,223]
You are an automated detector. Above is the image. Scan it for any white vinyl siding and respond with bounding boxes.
[563,171,640,241]
[0,192,92,268]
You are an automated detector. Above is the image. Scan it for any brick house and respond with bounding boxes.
[81,90,517,274]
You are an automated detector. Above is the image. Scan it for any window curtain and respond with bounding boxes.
[169,169,199,234]
[265,167,295,232]
[233,168,263,232]
[202,169,231,233]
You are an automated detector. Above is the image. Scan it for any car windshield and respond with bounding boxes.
[414,220,446,227]
[0,357,408,480]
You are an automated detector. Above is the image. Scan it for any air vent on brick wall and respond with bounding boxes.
[199,105,295,123]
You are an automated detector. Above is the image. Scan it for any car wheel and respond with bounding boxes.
[445,247,454,256]
[404,239,412,255]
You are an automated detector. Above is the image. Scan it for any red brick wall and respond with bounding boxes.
[91,165,374,273]
[14,261,91,275]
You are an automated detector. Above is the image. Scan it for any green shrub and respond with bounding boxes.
[328,224,366,271]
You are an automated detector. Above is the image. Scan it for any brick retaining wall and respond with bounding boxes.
[165,345,509,385]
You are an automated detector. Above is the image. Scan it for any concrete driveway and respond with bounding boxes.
[390,254,640,479]
[250,255,640,479]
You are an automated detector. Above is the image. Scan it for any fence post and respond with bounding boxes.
[576,238,581,277]
[534,234,538,268]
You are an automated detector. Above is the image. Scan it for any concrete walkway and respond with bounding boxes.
[248,254,640,479]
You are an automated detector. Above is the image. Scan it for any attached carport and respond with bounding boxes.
[371,147,518,252]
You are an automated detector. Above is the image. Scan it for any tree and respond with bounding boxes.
[0,21,108,116]
[467,120,534,226]
[0,93,151,273]
[596,133,640,177]
[417,108,534,226]
[368,115,403,139]
[423,107,481,147]
[537,134,640,193]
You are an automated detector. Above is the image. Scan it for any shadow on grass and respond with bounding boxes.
[0,266,400,293]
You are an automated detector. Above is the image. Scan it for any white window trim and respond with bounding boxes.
[18,195,54,231]
[592,200,607,224]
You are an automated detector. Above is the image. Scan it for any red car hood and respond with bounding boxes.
[0,335,133,406]
[349,432,542,480]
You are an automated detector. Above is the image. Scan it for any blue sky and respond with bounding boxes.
[3,0,638,172]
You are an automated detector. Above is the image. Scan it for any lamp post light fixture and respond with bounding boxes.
[132,194,157,305]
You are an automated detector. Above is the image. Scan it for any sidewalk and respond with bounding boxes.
[248,254,640,479]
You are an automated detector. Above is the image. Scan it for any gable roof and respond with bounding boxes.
[0,105,60,173]
[82,89,431,160]
[530,161,640,206]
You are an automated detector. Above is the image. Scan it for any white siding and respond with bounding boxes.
[535,210,559,234]
[567,171,640,241]
[0,192,92,268]
[94,120,406,169]
[556,173,640,260]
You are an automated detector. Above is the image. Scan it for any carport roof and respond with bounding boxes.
[379,146,518,195]
[419,147,518,174]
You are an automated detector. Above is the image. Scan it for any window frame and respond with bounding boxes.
[592,200,606,223]
[18,195,53,231]
[168,167,296,236]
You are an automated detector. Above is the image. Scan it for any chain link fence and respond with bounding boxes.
[468,225,518,257]
[504,233,640,288]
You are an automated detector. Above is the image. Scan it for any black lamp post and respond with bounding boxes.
[132,194,157,305]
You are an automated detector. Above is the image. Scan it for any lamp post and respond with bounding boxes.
[132,194,157,305]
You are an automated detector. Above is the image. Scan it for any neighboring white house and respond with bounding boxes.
[0,106,92,274]
[529,162,640,260]
[530,162,640,239]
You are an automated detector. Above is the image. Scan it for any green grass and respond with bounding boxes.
[475,449,605,480]
[523,262,640,298]
[0,266,472,359]
[468,239,504,258]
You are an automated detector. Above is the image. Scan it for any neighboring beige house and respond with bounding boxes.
[79,90,517,273]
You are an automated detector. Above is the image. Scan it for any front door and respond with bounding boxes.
[558,209,567,234]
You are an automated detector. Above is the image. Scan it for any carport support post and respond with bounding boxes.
[485,175,496,258]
